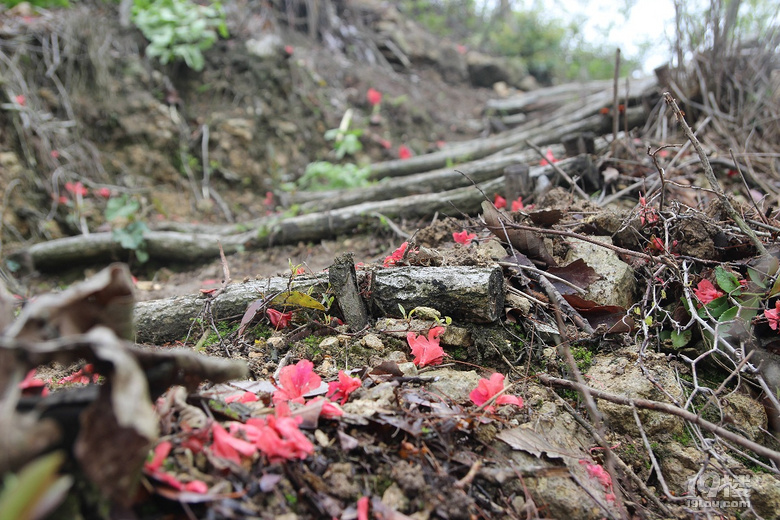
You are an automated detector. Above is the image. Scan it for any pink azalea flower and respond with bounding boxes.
[407,326,447,367]
[539,149,558,166]
[693,279,723,305]
[273,359,322,405]
[327,370,361,405]
[242,410,314,462]
[308,396,344,419]
[366,88,382,106]
[493,194,506,209]
[398,145,413,160]
[383,241,411,267]
[511,197,526,212]
[469,373,523,412]
[765,300,780,331]
[18,369,49,396]
[225,391,259,404]
[267,308,293,329]
[453,230,476,245]
[580,460,615,502]
[145,440,172,472]
[184,480,209,493]
[64,181,88,197]
[58,364,99,385]
[357,496,370,520]
[210,422,257,464]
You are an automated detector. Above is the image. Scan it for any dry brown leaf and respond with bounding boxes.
[481,201,556,266]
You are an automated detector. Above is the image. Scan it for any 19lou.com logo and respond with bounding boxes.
[686,471,751,509]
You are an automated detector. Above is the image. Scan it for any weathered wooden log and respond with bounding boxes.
[134,265,505,344]
[369,265,504,323]
[13,157,595,271]
[329,253,369,331]
[7,231,255,271]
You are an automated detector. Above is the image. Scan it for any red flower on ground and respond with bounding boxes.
[511,196,527,211]
[15,94,25,106]
[407,326,447,367]
[327,370,361,405]
[638,193,659,225]
[693,279,723,305]
[284,45,294,55]
[357,496,370,520]
[95,187,111,198]
[210,422,257,464]
[64,181,88,197]
[19,369,49,396]
[383,241,412,267]
[398,145,412,160]
[469,372,523,412]
[241,408,314,462]
[366,88,382,106]
[272,359,322,405]
[493,194,506,209]
[225,391,259,404]
[539,149,558,166]
[50,150,60,159]
[580,460,615,503]
[453,230,476,245]
[765,301,780,331]
[58,364,99,385]
[267,308,293,329]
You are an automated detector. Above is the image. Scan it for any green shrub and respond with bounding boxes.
[131,0,228,71]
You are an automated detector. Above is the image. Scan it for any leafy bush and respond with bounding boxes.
[105,194,149,263]
[131,0,228,71]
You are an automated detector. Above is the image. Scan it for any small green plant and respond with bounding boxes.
[325,110,363,160]
[105,194,149,263]
[298,161,370,191]
[131,0,228,71]
[298,109,371,191]
[571,345,593,371]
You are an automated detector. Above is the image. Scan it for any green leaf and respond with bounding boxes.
[670,328,692,348]
[105,196,140,221]
[718,305,739,323]
[715,265,740,293]
[699,295,730,320]
[270,291,326,311]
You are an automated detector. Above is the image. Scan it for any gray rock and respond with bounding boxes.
[565,235,635,309]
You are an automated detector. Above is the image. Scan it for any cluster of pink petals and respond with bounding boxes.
[231,408,314,462]
[453,230,476,245]
[765,300,780,331]
[539,149,558,166]
[469,373,523,412]
[65,181,88,197]
[398,145,412,160]
[273,359,322,405]
[18,369,49,396]
[58,364,99,385]
[580,460,616,503]
[693,279,724,305]
[407,326,447,367]
[384,241,414,267]
[225,391,259,404]
[144,440,209,493]
[327,370,362,405]
[267,308,293,329]
[366,88,382,106]
[638,194,659,225]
